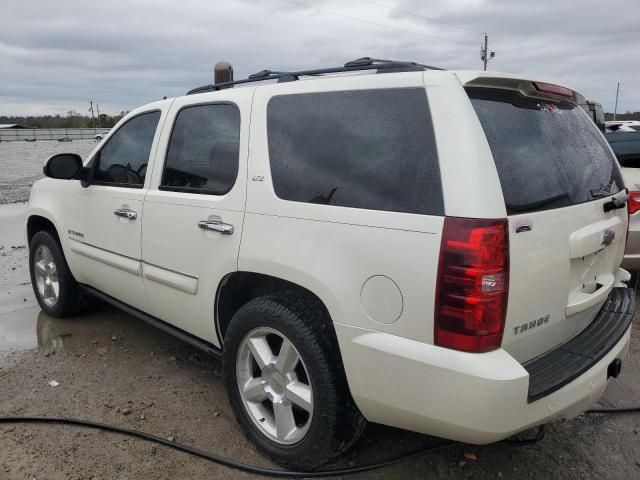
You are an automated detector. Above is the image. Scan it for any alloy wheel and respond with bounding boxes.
[34,245,59,307]
[236,327,313,445]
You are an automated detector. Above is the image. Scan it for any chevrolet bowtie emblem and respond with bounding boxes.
[602,228,615,246]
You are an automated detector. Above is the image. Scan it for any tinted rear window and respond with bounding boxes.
[267,88,443,215]
[468,87,623,214]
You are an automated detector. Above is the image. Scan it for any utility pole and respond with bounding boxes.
[88,101,96,128]
[614,82,620,121]
[96,104,101,128]
[480,33,495,71]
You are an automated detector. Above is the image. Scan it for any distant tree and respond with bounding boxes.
[0,111,129,129]
[605,111,640,121]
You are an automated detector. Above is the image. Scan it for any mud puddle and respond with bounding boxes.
[0,301,182,362]
[0,202,27,246]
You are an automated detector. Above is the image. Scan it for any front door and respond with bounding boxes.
[141,89,251,345]
[66,109,164,311]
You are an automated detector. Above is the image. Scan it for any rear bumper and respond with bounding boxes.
[336,288,634,445]
[524,287,634,401]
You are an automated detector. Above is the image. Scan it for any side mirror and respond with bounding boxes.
[43,153,83,180]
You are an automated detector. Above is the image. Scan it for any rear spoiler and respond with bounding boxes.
[455,73,585,105]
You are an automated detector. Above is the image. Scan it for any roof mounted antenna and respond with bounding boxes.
[214,61,233,88]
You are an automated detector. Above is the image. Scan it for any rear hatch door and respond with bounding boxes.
[467,83,628,363]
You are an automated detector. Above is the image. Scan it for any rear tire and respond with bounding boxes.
[223,292,365,470]
[29,230,86,317]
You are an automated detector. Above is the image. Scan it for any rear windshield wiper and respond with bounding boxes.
[506,193,569,213]
[603,194,628,213]
[590,184,613,198]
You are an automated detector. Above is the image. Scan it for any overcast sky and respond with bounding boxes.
[2,0,639,116]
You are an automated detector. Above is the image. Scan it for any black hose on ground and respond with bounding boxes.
[0,416,453,478]
[586,406,640,414]
[0,408,636,477]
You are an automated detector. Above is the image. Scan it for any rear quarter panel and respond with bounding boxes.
[239,73,448,344]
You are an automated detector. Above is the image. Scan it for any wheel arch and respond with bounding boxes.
[27,213,61,245]
[215,271,340,348]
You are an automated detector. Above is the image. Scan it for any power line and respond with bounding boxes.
[278,0,473,45]
[359,0,476,33]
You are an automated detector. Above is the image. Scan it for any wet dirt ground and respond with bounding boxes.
[0,141,96,204]
[1,204,640,479]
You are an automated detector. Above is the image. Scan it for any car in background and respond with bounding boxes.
[580,100,605,132]
[94,130,110,141]
[606,120,640,133]
[606,131,640,270]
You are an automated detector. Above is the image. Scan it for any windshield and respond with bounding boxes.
[467,87,623,214]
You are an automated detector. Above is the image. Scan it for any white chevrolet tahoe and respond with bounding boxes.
[26,58,635,469]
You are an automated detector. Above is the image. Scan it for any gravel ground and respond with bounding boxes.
[1,145,640,479]
[0,140,96,204]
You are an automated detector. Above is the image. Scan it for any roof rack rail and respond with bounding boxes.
[187,57,443,95]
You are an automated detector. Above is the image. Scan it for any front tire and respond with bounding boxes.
[224,293,365,470]
[29,230,85,317]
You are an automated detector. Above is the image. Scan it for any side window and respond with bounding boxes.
[93,111,160,187]
[266,88,443,215]
[161,103,240,194]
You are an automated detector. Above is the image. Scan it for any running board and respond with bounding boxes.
[80,284,222,357]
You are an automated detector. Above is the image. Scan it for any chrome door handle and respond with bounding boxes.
[114,208,137,220]
[198,220,234,235]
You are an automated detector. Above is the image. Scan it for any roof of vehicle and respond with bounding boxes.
[127,59,586,118]
[185,57,584,104]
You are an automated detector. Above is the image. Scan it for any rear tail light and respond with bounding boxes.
[627,191,640,215]
[533,81,573,98]
[435,217,509,352]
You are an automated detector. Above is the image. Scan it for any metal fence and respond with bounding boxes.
[0,128,110,142]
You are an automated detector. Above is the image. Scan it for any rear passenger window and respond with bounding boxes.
[267,88,443,215]
[162,103,240,194]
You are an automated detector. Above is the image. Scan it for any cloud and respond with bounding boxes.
[1,0,638,115]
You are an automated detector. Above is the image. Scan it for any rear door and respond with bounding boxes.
[140,89,251,345]
[467,85,628,362]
